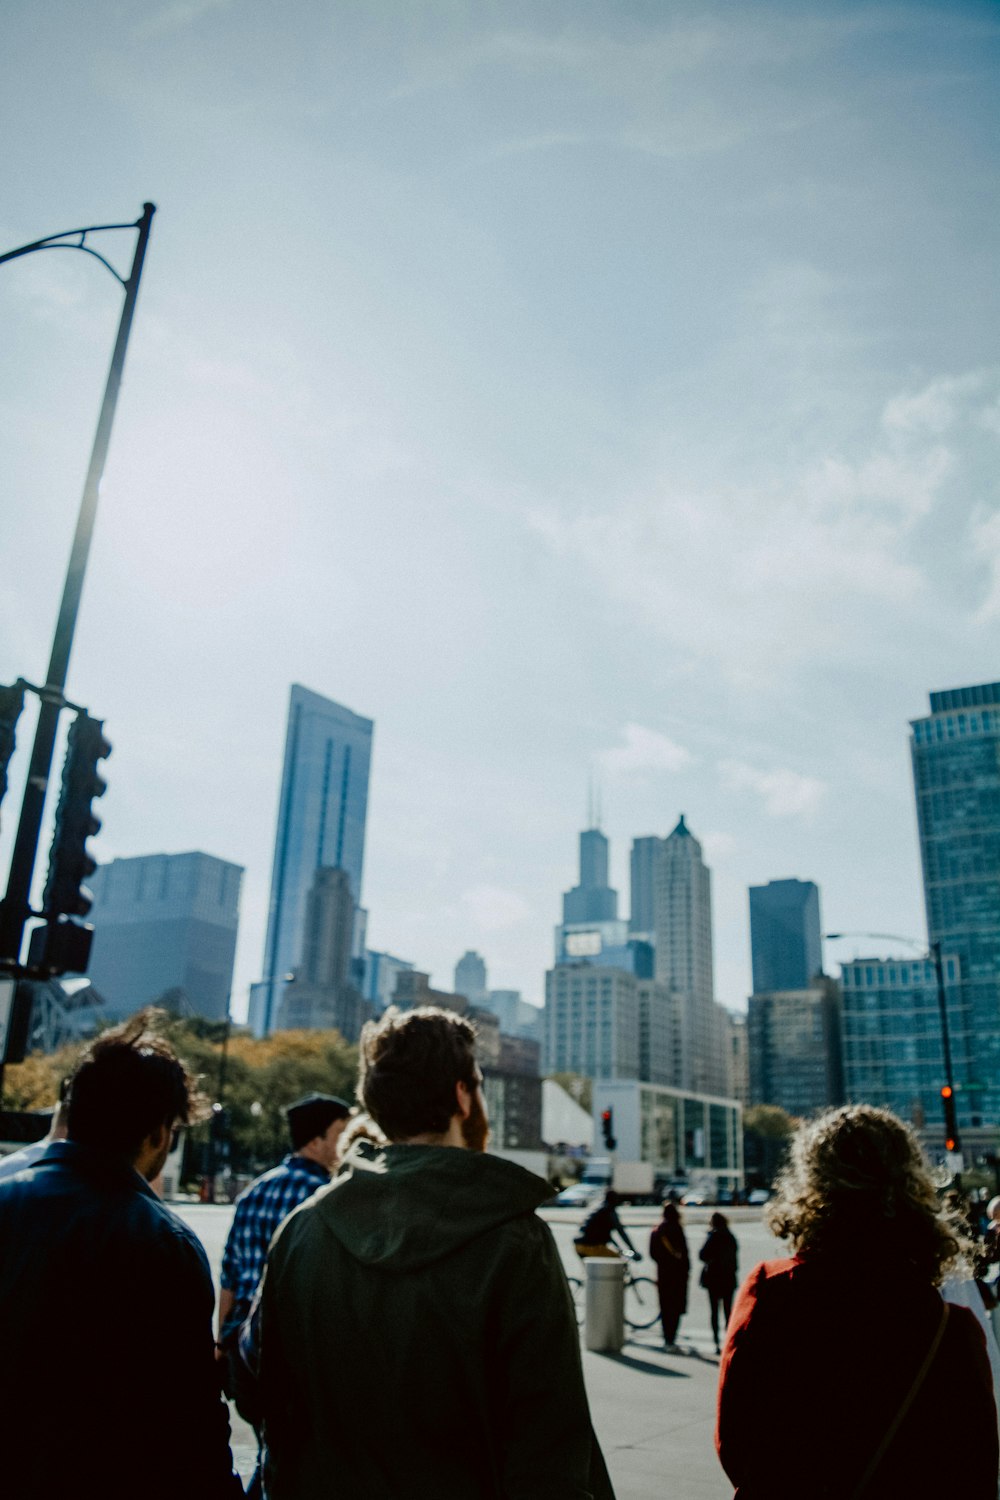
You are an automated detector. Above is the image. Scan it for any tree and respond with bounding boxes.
[743,1104,796,1187]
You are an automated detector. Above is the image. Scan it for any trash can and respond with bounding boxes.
[584,1256,625,1352]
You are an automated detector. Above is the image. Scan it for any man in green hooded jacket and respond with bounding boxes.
[255,1004,614,1500]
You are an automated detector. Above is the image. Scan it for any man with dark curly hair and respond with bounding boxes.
[716,1104,998,1498]
[253,1004,614,1500]
[0,1010,243,1500]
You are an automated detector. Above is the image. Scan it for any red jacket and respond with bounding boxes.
[716,1256,998,1499]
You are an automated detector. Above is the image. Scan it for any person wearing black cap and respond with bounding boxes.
[217,1092,350,1377]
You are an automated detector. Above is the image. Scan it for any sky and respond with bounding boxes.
[1,0,998,1021]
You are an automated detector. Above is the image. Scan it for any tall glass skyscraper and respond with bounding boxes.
[258,685,373,1036]
[911,682,1000,1129]
[748,879,822,994]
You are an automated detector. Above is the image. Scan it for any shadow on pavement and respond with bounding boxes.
[592,1349,690,1378]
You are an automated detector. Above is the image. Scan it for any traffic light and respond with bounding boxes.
[0,680,25,816]
[601,1107,616,1151]
[941,1084,960,1153]
[42,712,111,921]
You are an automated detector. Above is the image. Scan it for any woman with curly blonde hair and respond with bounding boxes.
[716,1105,997,1499]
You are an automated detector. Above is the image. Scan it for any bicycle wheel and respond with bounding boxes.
[624,1276,660,1331]
[566,1275,584,1326]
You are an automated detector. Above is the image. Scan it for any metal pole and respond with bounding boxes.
[0,204,155,967]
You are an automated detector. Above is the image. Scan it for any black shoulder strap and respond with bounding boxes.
[850,1300,950,1500]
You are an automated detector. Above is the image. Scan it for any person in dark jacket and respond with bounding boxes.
[575,1189,639,1259]
[716,1105,998,1499]
[0,1010,242,1500]
[650,1199,690,1350]
[254,1005,615,1500]
[699,1211,739,1352]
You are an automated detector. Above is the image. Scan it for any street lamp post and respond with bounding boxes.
[0,204,156,971]
[825,929,960,1156]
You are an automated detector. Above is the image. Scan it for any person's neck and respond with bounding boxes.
[396,1118,466,1149]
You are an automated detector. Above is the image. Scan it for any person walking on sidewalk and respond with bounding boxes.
[699,1212,739,1353]
[650,1198,689,1351]
[251,1005,615,1500]
[716,1105,998,1499]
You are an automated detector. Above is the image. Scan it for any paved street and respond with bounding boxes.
[177,1199,785,1497]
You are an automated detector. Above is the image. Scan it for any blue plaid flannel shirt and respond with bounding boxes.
[220,1154,329,1309]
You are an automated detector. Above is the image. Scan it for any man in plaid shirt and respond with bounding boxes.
[217,1093,350,1363]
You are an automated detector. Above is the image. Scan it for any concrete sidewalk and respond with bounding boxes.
[585,1326,730,1499]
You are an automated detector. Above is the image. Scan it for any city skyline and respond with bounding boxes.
[1,5,997,1022]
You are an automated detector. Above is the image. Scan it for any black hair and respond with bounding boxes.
[67,1009,199,1160]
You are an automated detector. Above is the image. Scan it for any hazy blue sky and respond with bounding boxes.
[2,1,998,1019]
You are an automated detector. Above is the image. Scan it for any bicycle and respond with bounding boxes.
[566,1254,659,1332]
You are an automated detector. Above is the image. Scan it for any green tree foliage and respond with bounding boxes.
[4,1009,360,1177]
[744,1104,795,1139]
[743,1103,796,1186]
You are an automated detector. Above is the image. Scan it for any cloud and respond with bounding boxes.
[702,831,738,863]
[719,760,826,819]
[459,885,531,934]
[970,507,1000,621]
[527,369,1000,691]
[598,722,693,777]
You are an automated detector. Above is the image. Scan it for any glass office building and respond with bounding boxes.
[88,851,243,1022]
[749,878,822,994]
[258,684,373,1035]
[840,954,960,1129]
[911,683,1000,1128]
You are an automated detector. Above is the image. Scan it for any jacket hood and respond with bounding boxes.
[306,1139,553,1272]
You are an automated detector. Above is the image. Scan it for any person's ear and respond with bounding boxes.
[454,1079,473,1121]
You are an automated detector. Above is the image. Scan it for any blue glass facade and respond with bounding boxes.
[840,955,959,1128]
[260,685,373,1035]
[88,851,243,1022]
[749,879,822,994]
[911,683,1000,1127]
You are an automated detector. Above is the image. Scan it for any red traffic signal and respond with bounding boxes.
[601,1107,616,1150]
[940,1084,960,1155]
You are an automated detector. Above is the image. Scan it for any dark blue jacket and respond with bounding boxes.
[0,1140,242,1500]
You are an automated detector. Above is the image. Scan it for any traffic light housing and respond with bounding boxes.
[42,711,111,922]
[941,1085,960,1153]
[601,1107,616,1151]
[0,680,25,817]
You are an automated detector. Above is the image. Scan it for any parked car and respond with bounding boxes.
[681,1189,710,1206]
[552,1183,601,1208]
[747,1187,772,1205]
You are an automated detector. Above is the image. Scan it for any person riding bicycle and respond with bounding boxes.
[574,1189,640,1260]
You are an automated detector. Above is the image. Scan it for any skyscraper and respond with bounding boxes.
[279,866,372,1041]
[258,684,373,1036]
[454,950,488,1004]
[747,980,844,1117]
[652,815,724,1096]
[629,835,659,938]
[749,879,822,994]
[911,681,1000,1128]
[88,852,243,1022]
[562,828,618,924]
